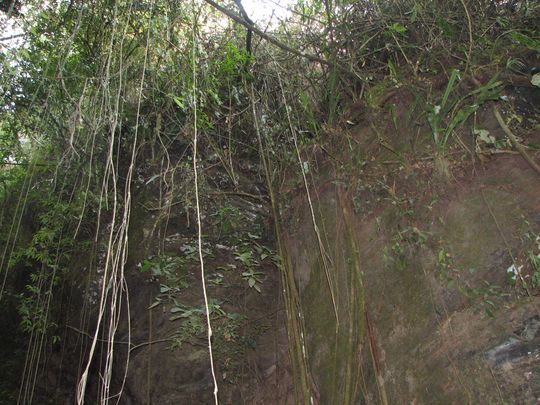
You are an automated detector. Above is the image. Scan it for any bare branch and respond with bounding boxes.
[202,0,331,67]
[0,33,25,42]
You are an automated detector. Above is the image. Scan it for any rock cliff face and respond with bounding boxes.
[280,95,540,404]
[11,160,296,404]
[3,82,539,405]
[92,87,540,404]
[106,163,295,404]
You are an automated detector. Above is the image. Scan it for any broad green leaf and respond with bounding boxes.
[160,285,170,293]
[474,129,495,144]
[510,32,540,53]
[171,95,185,110]
[388,22,407,35]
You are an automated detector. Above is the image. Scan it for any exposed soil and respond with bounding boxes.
[104,163,296,404]
[3,64,539,405]
[279,82,540,404]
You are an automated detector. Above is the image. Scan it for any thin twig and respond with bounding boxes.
[459,0,473,75]
[66,325,173,353]
[493,107,540,176]
[1,161,50,167]
[208,191,266,202]
[486,360,506,405]
[130,338,174,353]
[0,33,25,42]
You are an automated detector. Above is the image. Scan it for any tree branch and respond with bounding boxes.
[493,107,540,177]
[1,161,50,167]
[202,0,331,67]
[0,33,25,42]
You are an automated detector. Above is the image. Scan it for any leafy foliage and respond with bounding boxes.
[0,0,538,402]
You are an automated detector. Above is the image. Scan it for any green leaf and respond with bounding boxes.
[410,5,418,23]
[248,278,256,288]
[226,312,243,320]
[438,249,445,262]
[485,300,496,307]
[236,251,253,266]
[437,17,456,39]
[171,95,185,110]
[474,129,495,144]
[441,69,460,111]
[388,22,407,35]
[510,32,540,53]
[160,285,170,293]
[532,73,540,88]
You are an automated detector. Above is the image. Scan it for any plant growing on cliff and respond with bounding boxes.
[525,234,540,289]
[169,300,243,350]
[426,70,503,158]
[235,249,264,292]
[0,0,538,402]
